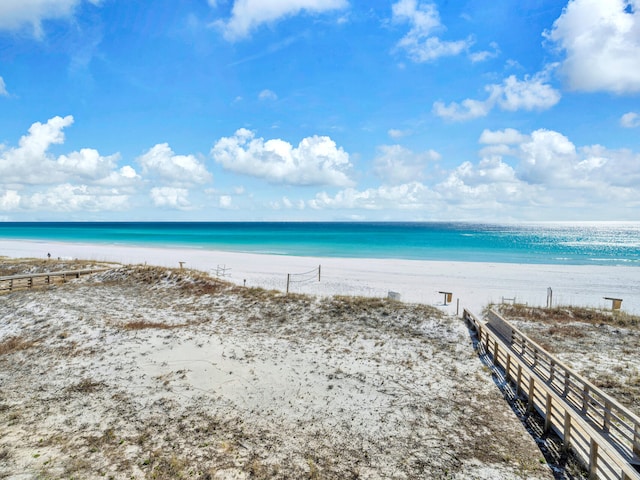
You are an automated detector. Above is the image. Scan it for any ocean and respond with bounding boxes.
[0,222,639,266]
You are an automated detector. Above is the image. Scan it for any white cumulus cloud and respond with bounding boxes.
[150,187,191,209]
[258,89,278,101]
[0,0,99,37]
[388,128,411,139]
[0,115,74,184]
[309,182,436,211]
[0,190,21,211]
[216,0,347,41]
[392,0,471,62]
[0,115,137,189]
[469,42,500,63]
[433,97,493,121]
[479,128,530,145]
[219,195,233,209]
[433,72,560,121]
[620,112,640,128]
[138,143,212,186]
[23,184,129,212]
[373,144,440,185]
[211,128,353,187]
[57,148,120,181]
[547,0,640,93]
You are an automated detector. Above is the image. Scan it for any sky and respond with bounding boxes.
[1,0,640,222]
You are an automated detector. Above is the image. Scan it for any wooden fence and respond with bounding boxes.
[463,308,640,480]
[0,268,109,293]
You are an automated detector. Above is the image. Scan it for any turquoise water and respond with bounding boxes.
[1,222,639,266]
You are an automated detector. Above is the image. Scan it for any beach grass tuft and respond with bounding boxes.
[495,303,639,327]
[0,336,37,356]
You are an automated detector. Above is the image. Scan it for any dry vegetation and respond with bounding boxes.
[0,259,562,479]
[0,257,114,278]
[493,303,640,415]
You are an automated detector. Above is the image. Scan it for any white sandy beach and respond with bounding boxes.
[1,239,638,315]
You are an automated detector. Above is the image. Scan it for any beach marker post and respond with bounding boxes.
[439,291,452,306]
[603,297,623,310]
[547,287,553,308]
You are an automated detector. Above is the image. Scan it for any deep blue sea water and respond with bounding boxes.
[1,222,639,266]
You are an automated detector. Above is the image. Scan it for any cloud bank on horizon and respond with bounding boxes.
[0,0,639,221]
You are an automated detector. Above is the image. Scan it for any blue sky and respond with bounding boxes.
[1,0,639,221]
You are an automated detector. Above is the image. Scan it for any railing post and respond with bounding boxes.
[582,384,590,414]
[544,393,553,433]
[493,340,499,366]
[563,410,572,452]
[588,438,598,480]
[516,364,523,397]
[634,421,640,457]
[505,353,512,383]
[527,376,535,414]
[603,399,612,432]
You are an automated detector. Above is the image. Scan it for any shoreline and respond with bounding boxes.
[1,238,639,315]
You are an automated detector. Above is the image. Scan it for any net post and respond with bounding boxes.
[318,265,321,282]
[286,274,290,294]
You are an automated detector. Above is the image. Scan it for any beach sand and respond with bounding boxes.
[1,240,636,478]
[0,260,562,479]
[1,239,638,316]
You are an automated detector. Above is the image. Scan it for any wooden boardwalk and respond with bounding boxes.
[0,268,109,293]
[464,308,640,480]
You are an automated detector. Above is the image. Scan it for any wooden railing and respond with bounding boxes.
[0,268,109,293]
[463,308,640,480]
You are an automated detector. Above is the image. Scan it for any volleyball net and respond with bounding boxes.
[286,265,321,293]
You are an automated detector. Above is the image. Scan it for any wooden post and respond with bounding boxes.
[563,410,572,452]
[527,376,535,413]
[493,340,499,366]
[505,353,512,383]
[588,438,598,480]
[516,364,523,397]
[286,274,290,294]
[603,400,612,432]
[582,385,590,414]
[544,393,553,433]
[456,298,459,316]
[318,265,321,282]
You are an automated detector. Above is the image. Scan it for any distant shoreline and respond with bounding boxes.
[2,238,639,315]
